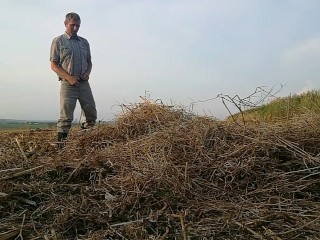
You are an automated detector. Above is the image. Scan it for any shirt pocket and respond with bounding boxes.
[60,46,72,59]
[80,45,88,60]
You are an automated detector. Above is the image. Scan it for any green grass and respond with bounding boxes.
[235,90,320,121]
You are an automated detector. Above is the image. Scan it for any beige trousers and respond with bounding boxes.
[57,80,97,133]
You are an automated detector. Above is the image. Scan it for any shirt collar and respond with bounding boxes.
[64,32,80,40]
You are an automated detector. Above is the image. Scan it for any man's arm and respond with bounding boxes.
[81,39,92,81]
[82,60,92,81]
[50,61,79,85]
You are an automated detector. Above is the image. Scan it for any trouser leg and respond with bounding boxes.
[79,81,97,129]
[57,80,79,133]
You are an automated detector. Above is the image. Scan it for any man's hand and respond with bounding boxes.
[50,62,80,86]
[68,75,79,86]
[82,72,90,81]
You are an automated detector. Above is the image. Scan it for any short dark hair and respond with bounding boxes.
[65,12,81,23]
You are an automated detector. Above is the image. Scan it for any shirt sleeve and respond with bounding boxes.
[86,39,92,62]
[50,38,60,63]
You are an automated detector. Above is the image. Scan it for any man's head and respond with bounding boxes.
[64,12,81,37]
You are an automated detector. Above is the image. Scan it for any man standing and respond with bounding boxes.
[50,12,97,143]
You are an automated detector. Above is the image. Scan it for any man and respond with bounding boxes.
[50,12,97,144]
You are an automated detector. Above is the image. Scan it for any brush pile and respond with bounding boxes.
[1,100,320,239]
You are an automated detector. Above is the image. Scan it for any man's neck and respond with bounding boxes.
[65,31,78,39]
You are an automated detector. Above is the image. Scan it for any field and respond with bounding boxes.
[1,99,320,239]
[0,119,56,131]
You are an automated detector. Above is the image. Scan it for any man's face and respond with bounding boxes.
[65,18,81,36]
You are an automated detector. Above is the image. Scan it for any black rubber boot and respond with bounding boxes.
[58,132,68,141]
[57,132,68,149]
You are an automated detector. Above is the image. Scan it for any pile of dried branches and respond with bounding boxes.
[1,100,320,239]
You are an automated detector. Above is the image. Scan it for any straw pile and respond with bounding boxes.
[1,100,320,239]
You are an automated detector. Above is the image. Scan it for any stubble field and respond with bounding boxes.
[1,100,320,239]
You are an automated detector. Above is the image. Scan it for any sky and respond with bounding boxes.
[1,0,320,121]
